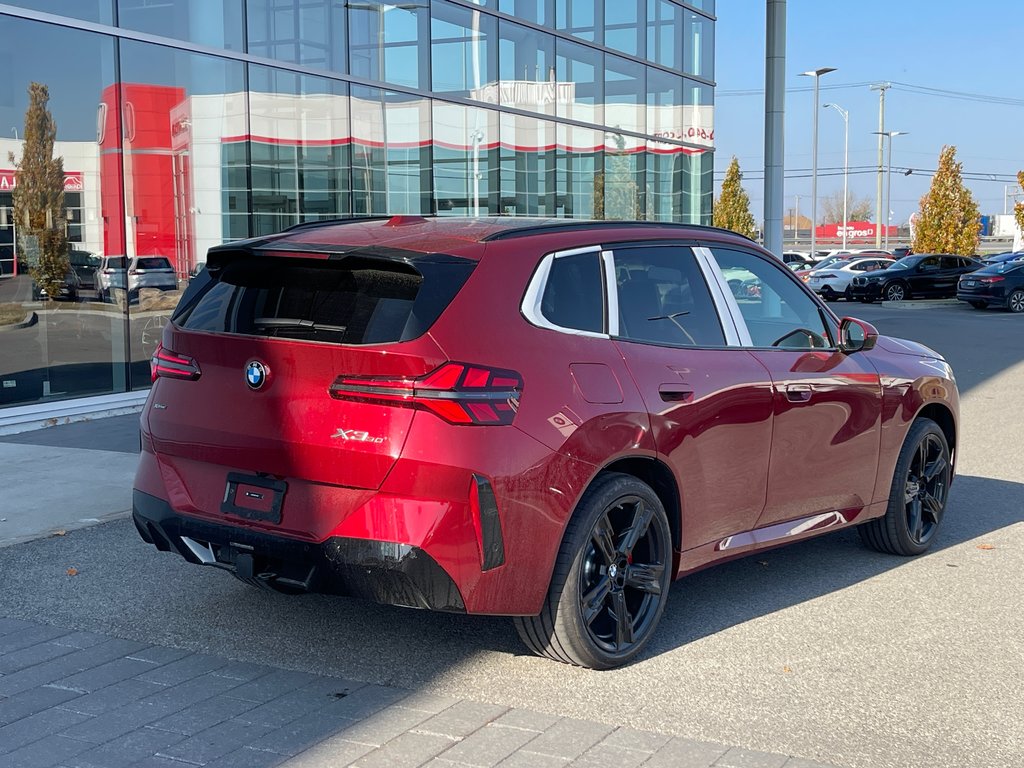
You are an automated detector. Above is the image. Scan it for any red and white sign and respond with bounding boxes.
[815,221,896,240]
[0,170,84,192]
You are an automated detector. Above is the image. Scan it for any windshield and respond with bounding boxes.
[892,255,923,268]
[814,256,841,270]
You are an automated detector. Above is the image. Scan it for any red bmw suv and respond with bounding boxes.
[134,216,958,669]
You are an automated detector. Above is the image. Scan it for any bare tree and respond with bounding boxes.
[820,189,873,224]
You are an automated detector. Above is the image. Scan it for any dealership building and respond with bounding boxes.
[0,0,715,417]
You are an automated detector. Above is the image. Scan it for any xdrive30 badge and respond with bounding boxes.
[245,360,269,390]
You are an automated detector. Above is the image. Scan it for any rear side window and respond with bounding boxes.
[540,252,605,333]
[613,246,725,347]
[177,255,473,345]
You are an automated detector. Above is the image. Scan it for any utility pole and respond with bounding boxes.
[870,83,890,247]
[762,0,787,256]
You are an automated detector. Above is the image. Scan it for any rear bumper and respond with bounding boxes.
[132,489,466,612]
[957,291,1005,307]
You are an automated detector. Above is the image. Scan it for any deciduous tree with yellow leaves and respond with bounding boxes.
[911,146,980,256]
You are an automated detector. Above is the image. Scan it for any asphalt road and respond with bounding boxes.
[1,301,1021,768]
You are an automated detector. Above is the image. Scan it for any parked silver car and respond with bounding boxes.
[97,256,177,301]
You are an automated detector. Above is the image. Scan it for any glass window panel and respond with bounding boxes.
[431,1,497,99]
[556,0,600,44]
[119,40,246,386]
[247,0,347,72]
[541,251,604,332]
[248,66,351,229]
[689,0,714,15]
[556,39,602,125]
[432,102,499,216]
[497,0,552,26]
[350,85,387,215]
[348,0,429,90]
[605,54,645,135]
[499,113,556,216]
[0,16,127,407]
[556,124,600,218]
[118,0,245,51]
[497,21,556,117]
[604,0,643,58]
[598,134,643,220]
[645,139,683,222]
[647,67,684,141]
[384,92,432,214]
[685,79,714,148]
[685,10,714,79]
[646,0,681,71]
[1,0,113,23]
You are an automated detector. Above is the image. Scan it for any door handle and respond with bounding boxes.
[785,384,812,403]
[659,385,694,403]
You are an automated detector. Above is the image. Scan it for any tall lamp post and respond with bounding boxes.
[873,130,908,250]
[800,67,836,260]
[823,102,849,250]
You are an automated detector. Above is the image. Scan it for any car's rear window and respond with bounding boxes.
[104,257,128,270]
[136,257,173,270]
[176,255,473,345]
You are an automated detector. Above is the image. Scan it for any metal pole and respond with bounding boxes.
[870,83,890,247]
[811,76,819,261]
[885,135,892,250]
[842,111,848,250]
[762,0,786,257]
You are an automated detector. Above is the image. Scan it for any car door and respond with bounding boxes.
[707,246,883,528]
[609,244,775,551]
[909,255,941,296]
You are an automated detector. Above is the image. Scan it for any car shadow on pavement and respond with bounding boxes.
[649,473,1022,655]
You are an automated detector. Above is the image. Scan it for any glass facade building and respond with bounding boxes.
[0,0,714,410]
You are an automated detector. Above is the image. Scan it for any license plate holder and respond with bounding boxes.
[964,280,976,287]
[221,473,287,524]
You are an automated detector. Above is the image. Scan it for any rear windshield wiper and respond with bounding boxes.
[254,318,348,333]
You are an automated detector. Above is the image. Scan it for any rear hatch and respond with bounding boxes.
[147,248,475,498]
[132,256,177,289]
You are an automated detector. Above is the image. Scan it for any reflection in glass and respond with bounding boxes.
[556,39,602,125]
[349,0,429,90]
[247,0,347,72]
[556,124,599,219]
[118,0,245,50]
[384,92,432,215]
[599,134,643,220]
[247,66,351,235]
[557,0,600,44]
[0,16,127,407]
[604,0,643,58]
[647,0,681,71]
[2,0,113,23]
[433,103,499,216]
[432,1,496,98]
[605,54,645,136]
[499,113,556,216]
[350,86,387,216]
[686,10,714,79]
[497,0,552,26]
[497,21,556,117]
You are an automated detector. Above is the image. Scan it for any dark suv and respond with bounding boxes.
[134,217,959,668]
[850,253,981,302]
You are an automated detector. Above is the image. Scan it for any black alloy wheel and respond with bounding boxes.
[1008,289,1024,314]
[514,473,672,669]
[884,282,907,302]
[859,418,951,556]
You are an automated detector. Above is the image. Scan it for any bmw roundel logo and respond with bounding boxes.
[245,360,268,390]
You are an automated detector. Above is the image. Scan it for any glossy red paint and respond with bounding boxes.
[134,216,960,621]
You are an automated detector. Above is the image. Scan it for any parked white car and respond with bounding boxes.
[806,257,894,300]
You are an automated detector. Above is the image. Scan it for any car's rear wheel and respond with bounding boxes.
[821,286,837,302]
[513,472,672,669]
[859,418,950,556]
[884,282,908,302]
[1007,289,1024,314]
[844,285,854,301]
[968,300,988,309]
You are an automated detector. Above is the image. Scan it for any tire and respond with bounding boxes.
[968,300,988,310]
[858,418,951,556]
[1008,289,1024,314]
[844,285,854,301]
[821,286,836,302]
[884,282,908,302]
[513,472,673,669]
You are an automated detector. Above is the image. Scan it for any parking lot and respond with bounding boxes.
[1,300,1021,768]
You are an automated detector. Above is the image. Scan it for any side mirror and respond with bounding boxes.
[839,317,878,354]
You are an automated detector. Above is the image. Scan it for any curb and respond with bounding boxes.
[880,299,960,309]
[0,310,38,331]
[0,391,149,436]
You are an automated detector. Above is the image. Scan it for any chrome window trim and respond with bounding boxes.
[521,245,610,339]
[693,246,751,346]
[600,250,620,337]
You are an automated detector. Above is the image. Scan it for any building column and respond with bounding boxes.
[763,0,786,255]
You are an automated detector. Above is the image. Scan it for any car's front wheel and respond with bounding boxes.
[859,418,951,556]
[884,282,909,302]
[514,473,672,669]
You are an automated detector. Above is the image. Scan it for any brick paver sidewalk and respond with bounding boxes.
[0,618,833,768]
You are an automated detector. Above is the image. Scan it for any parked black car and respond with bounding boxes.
[892,246,913,259]
[32,267,82,301]
[69,249,101,289]
[850,254,982,302]
[980,251,1024,266]
[957,260,1024,312]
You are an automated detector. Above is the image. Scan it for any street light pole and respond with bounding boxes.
[823,102,848,250]
[874,130,907,251]
[800,67,836,261]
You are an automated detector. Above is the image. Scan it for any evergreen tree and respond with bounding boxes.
[713,156,756,238]
[911,146,980,256]
[9,82,68,299]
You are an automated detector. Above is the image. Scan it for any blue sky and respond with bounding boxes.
[713,0,1023,224]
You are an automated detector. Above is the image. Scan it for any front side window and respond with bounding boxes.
[711,248,831,349]
[613,246,724,347]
